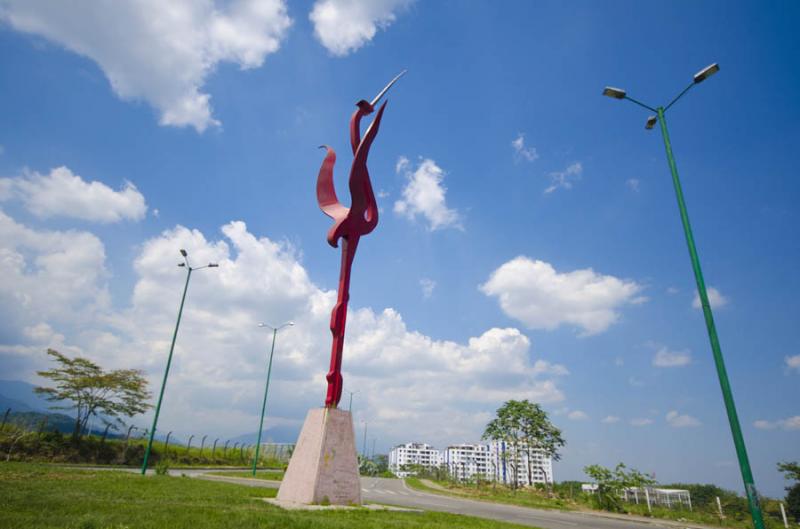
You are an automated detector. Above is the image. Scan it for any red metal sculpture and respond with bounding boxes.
[317,71,405,408]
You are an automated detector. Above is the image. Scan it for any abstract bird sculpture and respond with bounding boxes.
[316,71,405,408]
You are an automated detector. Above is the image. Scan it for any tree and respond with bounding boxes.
[778,461,800,521]
[583,462,656,512]
[483,399,565,490]
[35,349,151,441]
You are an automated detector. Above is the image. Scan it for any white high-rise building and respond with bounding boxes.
[388,442,443,477]
[489,440,553,486]
[389,440,554,485]
[443,443,492,481]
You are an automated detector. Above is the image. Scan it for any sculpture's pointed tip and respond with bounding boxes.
[370,70,407,107]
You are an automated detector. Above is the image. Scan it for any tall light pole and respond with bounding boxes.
[361,420,368,458]
[251,321,294,476]
[603,63,765,529]
[141,249,218,475]
[346,389,359,412]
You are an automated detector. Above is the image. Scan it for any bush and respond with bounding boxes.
[787,483,800,522]
[155,460,170,476]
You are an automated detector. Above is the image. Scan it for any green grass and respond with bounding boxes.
[0,463,537,529]
[206,470,284,481]
[405,478,574,511]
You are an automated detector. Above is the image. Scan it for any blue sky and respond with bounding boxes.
[0,0,798,497]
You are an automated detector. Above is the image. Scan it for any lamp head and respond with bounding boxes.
[602,86,626,99]
[645,115,657,130]
[178,263,186,267]
[208,263,219,268]
[693,63,720,84]
[180,249,188,257]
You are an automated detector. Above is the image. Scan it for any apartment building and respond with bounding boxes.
[443,443,492,481]
[388,442,443,477]
[390,440,554,485]
[489,440,553,486]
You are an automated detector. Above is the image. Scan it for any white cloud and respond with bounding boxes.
[0,210,565,447]
[601,415,620,424]
[652,346,692,368]
[626,178,640,192]
[309,0,411,56]
[666,410,701,428]
[480,257,643,336]
[419,278,436,299]
[0,0,291,132]
[0,210,111,358]
[545,162,582,194]
[784,354,800,373]
[0,166,146,222]
[692,287,728,310]
[512,133,538,162]
[630,418,653,427]
[628,376,644,387]
[394,157,462,231]
[666,286,679,295]
[567,410,589,421]
[532,360,569,376]
[753,416,800,431]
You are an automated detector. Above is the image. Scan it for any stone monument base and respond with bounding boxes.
[276,407,361,505]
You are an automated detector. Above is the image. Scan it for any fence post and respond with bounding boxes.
[644,487,652,513]
[1,408,10,429]
[780,503,789,529]
[716,496,724,519]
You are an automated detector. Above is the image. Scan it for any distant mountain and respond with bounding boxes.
[0,379,56,413]
[0,394,34,413]
[5,410,76,434]
[229,423,300,445]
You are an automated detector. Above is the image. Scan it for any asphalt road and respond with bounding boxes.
[359,477,688,529]
[183,470,700,529]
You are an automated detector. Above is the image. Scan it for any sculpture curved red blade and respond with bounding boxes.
[316,74,401,408]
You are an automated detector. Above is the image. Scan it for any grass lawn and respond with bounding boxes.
[405,478,574,511]
[0,463,537,529]
[206,470,284,481]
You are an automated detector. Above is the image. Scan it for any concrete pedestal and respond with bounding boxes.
[276,407,361,505]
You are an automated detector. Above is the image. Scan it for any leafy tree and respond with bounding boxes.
[483,399,565,490]
[583,462,656,512]
[778,461,800,521]
[35,349,151,441]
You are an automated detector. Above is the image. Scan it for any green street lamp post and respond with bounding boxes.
[347,389,359,412]
[603,63,765,529]
[251,321,294,476]
[141,249,218,475]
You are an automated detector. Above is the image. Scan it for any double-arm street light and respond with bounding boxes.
[141,249,218,475]
[251,321,294,476]
[603,63,765,529]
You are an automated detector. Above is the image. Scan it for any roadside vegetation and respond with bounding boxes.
[0,463,538,529]
[404,468,793,529]
[0,421,287,469]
